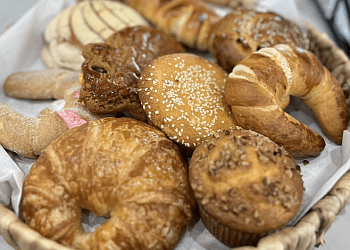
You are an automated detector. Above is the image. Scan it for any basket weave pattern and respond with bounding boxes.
[1,24,350,250]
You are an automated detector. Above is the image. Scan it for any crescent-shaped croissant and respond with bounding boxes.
[225,44,349,156]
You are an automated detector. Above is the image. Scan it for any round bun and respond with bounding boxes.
[78,25,185,121]
[209,9,309,72]
[137,53,237,153]
[189,129,304,247]
[42,1,149,71]
[21,117,195,250]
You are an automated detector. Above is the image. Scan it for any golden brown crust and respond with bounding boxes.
[225,44,349,156]
[200,0,257,8]
[209,9,310,72]
[3,69,80,100]
[137,53,237,153]
[78,26,185,121]
[189,129,304,246]
[21,117,195,250]
[123,0,220,51]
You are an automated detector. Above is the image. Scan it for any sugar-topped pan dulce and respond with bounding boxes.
[225,44,349,157]
[42,0,149,71]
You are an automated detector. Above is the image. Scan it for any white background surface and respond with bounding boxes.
[0,0,350,250]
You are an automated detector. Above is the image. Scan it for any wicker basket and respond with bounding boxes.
[1,23,350,250]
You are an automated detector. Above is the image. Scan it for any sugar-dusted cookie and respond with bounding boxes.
[3,69,80,100]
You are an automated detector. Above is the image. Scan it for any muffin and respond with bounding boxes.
[188,129,304,247]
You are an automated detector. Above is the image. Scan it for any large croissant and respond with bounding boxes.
[22,117,195,250]
[122,0,220,51]
[225,44,349,157]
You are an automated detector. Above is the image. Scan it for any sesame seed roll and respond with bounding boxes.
[137,53,237,153]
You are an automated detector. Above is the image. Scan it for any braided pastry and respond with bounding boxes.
[200,0,257,8]
[122,0,221,51]
[225,44,349,156]
[21,117,195,250]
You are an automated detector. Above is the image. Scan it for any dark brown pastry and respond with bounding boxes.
[78,25,185,121]
[21,117,195,250]
[189,129,304,247]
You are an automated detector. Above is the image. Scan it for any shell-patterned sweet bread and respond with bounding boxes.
[209,8,310,72]
[122,0,221,51]
[21,117,196,250]
[0,91,106,158]
[225,44,349,157]
[3,69,80,100]
[78,25,185,121]
[42,0,149,71]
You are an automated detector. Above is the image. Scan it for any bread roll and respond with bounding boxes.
[137,53,237,154]
[209,9,310,72]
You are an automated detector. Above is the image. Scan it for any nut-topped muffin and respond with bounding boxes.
[189,129,304,247]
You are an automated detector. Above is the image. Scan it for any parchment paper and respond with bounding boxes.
[0,0,349,249]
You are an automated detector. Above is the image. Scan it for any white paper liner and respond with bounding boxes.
[1,1,350,250]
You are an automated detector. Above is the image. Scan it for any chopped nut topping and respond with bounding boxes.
[253,209,259,219]
[257,219,265,227]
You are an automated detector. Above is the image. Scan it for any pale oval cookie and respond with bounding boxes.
[42,0,149,71]
[137,53,237,153]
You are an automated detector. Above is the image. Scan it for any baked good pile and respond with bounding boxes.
[1,0,349,249]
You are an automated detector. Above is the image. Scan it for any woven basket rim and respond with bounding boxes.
[1,24,350,250]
